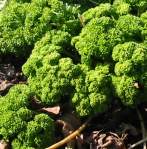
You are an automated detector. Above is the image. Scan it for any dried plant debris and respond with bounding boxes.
[0,64,26,95]
[0,80,13,93]
[0,140,9,149]
[39,106,61,115]
[0,64,15,80]
[87,131,127,149]
[56,113,82,149]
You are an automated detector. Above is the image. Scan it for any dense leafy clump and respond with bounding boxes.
[141,11,147,41]
[12,114,54,149]
[28,56,79,105]
[1,0,147,147]
[22,30,72,77]
[22,1,147,116]
[71,64,112,116]
[0,2,28,55]
[0,84,31,113]
[0,0,80,56]
[72,16,119,65]
[0,85,54,148]
[22,30,80,105]
[72,4,144,66]
[112,42,147,105]
[113,0,147,15]
[23,29,112,115]
[71,2,147,109]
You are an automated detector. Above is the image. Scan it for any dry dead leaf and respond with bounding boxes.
[0,80,13,92]
[40,106,61,115]
[0,140,9,149]
[88,131,127,149]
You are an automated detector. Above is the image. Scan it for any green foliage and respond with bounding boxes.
[23,30,80,105]
[72,16,120,65]
[0,110,27,139]
[141,11,147,40]
[141,11,147,24]
[81,3,113,23]
[22,1,147,116]
[1,1,147,147]
[22,30,71,77]
[0,84,31,113]
[113,2,130,15]
[22,31,69,104]
[70,2,147,111]
[113,0,147,15]
[23,29,112,115]
[0,85,33,139]
[0,85,54,148]
[71,64,112,116]
[0,0,80,56]
[72,3,144,66]
[0,2,28,55]
[112,42,147,105]
[12,114,54,149]
[116,14,144,40]
[28,56,79,105]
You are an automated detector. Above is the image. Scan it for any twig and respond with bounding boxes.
[136,107,147,149]
[129,137,147,149]
[46,117,92,149]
